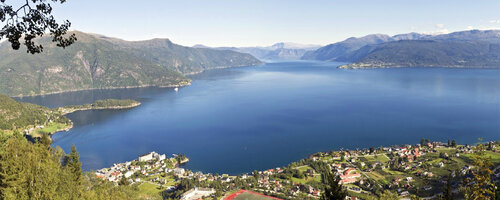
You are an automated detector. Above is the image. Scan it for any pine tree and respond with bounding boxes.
[40,133,52,147]
[321,170,347,200]
[64,144,84,198]
[65,144,83,181]
[443,174,453,200]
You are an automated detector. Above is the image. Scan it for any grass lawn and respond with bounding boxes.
[290,177,305,184]
[137,182,162,200]
[462,151,500,164]
[366,171,389,184]
[383,169,404,175]
[436,147,458,155]
[291,174,321,184]
[230,191,277,200]
[296,165,311,173]
[33,122,69,136]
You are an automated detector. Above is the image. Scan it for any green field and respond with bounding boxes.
[34,122,70,136]
[137,182,162,200]
[232,192,276,200]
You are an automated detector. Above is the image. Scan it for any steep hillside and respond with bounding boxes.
[301,34,395,61]
[0,95,69,132]
[0,31,262,96]
[340,40,500,68]
[303,30,500,63]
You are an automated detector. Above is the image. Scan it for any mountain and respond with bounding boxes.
[0,31,262,96]
[301,33,424,61]
[303,30,500,68]
[195,42,321,60]
[301,34,395,61]
[340,40,500,69]
[430,29,500,43]
[269,42,321,50]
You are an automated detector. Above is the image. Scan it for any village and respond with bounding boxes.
[95,140,500,200]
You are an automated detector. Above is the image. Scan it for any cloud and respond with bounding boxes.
[435,24,445,28]
[489,20,500,24]
[422,29,450,35]
[464,25,500,31]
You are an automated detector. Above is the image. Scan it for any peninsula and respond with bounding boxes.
[58,99,141,115]
[0,95,141,138]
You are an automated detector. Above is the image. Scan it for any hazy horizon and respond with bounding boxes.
[45,0,500,47]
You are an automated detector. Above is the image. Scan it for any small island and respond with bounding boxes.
[58,99,141,115]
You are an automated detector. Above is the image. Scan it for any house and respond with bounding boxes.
[174,168,185,176]
[124,171,134,178]
[340,177,357,184]
[180,187,215,200]
[138,152,154,162]
[138,151,167,162]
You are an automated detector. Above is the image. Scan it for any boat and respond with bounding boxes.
[174,87,179,92]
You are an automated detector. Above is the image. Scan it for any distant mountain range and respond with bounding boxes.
[193,42,321,61]
[0,31,262,96]
[302,30,500,68]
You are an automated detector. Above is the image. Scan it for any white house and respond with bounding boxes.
[139,152,155,162]
[174,168,185,176]
[138,151,167,162]
[124,171,134,178]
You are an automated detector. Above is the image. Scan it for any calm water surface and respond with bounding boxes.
[16,61,500,174]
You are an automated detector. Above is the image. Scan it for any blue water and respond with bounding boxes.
[16,61,500,174]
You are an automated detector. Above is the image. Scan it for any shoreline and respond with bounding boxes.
[10,63,264,98]
[11,83,190,98]
[60,102,142,115]
[49,102,142,138]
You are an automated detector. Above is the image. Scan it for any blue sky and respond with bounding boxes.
[51,0,500,47]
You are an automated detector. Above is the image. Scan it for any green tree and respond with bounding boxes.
[451,140,457,147]
[63,143,84,199]
[464,139,495,200]
[321,170,347,200]
[64,144,82,183]
[0,134,139,199]
[39,133,52,147]
[379,190,399,200]
[0,0,76,54]
[442,174,453,200]
[118,177,129,186]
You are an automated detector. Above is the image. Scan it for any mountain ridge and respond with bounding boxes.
[0,31,262,97]
[194,42,321,60]
[302,29,500,68]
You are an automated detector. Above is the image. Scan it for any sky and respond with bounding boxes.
[46,0,500,47]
